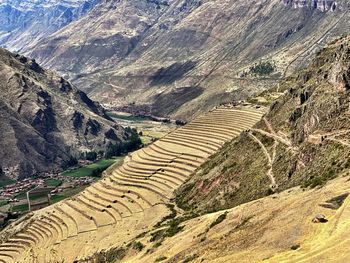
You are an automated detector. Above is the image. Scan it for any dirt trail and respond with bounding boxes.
[252,128,293,148]
[308,129,350,148]
[246,118,294,190]
[248,132,277,189]
[326,138,350,148]
[264,117,275,134]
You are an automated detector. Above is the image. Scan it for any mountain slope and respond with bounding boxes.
[0,48,133,179]
[0,105,263,262]
[27,0,350,119]
[79,33,350,263]
[176,34,350,213]
[119,176,350,263]
[0,0,98,52]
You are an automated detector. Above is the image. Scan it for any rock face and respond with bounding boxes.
[0,48,131,179]
[0,0,98,52]
[282,0,338,11]
[312,214,328,223]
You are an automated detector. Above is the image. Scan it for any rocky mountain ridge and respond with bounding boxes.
[22,0,350,120]
[0,47,132,179]
[0,0,99,52]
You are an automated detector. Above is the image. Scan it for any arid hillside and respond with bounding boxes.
[121,176,350,263]
[92,34,350,263]
[1,2,350,263]
[26,0,350,118]
[0,48,135,179]
[176,34,350,214]
[0,105,265,262]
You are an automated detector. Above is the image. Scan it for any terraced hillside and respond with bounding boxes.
[0,105,265,262]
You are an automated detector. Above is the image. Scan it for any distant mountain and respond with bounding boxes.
[0,0,99,52]
[0,48,135,179]
[25,0,350,119]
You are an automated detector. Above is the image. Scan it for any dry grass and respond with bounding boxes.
[0,106,264,263]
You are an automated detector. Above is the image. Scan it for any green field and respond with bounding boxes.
[15,192,28,200]
[0,200,8,207]
[51,195,66,203]
[141,136,152,145]
[12,194,71,212]
[62,158,121,178]
[12,203,29,212]
[45,179,62,187]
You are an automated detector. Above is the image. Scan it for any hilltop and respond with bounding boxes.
[0,48,137,179]
[120,176,350,262]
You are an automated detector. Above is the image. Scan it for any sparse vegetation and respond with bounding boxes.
[154,204,177,227]
[153,241,162,248]
[165,219,185,237]
[132,241,145,251]
[155,256,167,262]
[241,61,276,77]
[249,61,275,75]
[182,254,199,262]
[209,212,228,229]
[302,168,337,188]
[150,212,200,250]
[94,247,126,263]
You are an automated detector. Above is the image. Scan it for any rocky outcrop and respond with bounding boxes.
[0,48,132,179]
[282,0,338,11]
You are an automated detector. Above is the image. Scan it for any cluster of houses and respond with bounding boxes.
[0,174,95,203]
[0,178,45,200]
